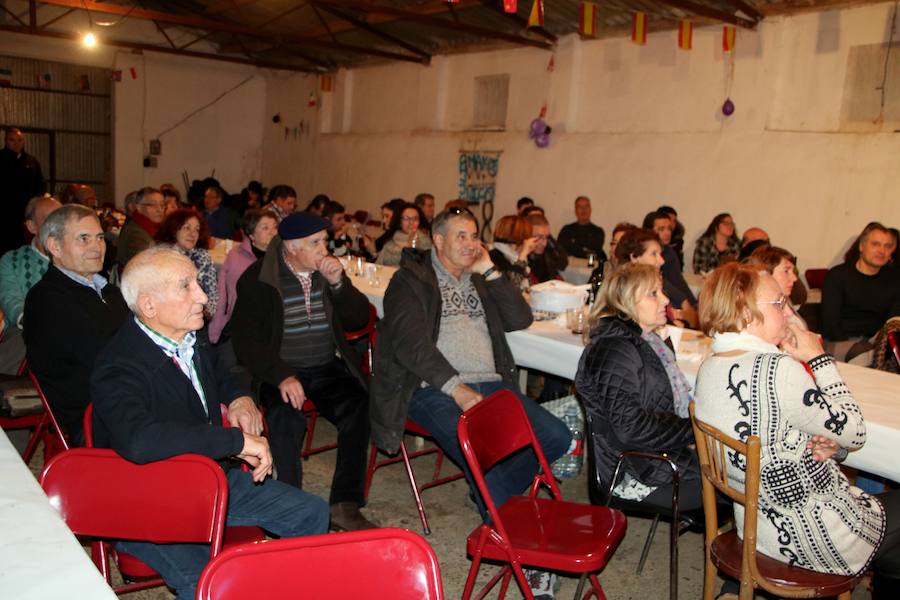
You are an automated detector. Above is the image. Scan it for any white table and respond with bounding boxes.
[351,266,900,483]
[561,257,593,285]
[0,430,117,599]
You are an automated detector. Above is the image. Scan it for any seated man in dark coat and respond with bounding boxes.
[23,204,129,445]
[91,247,328,600]
[230,212,375,531]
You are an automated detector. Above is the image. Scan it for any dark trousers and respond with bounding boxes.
[261,359,369,506]
[873,489,900,580]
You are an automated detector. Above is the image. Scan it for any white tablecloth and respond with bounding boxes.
[0,430,117,599]
[351,266,900,483]
[561,257,593,285]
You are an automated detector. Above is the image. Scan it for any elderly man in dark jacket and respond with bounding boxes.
[371,208,570,518]
[91,247,328,600]
[230,212,375,532]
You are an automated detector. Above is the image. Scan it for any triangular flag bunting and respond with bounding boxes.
[678,19,692,50]
[503,0,517,13]
[632,12,647,45]
[579,2,598,37]
[527,0,544,28]
[722,26,736,52]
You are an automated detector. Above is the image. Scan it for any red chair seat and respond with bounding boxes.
[113,550,160,579]
[711,526,858,596]
[224,526,266,546]
[467,497,626,572]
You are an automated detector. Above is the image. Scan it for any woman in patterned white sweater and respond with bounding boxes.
[694,263,899,596]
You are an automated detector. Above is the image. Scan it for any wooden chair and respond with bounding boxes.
[689,403,860,600]
[458,389,627,600]
[197,527,444,600]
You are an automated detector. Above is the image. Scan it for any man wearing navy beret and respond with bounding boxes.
[230,212,376,531]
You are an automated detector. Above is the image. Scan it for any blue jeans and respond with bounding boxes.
[408,380,571,520]
[116,469,329,599]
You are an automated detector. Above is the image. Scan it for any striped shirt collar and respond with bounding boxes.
[134,317,197,357]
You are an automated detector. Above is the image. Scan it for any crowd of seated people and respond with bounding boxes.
[7,175,900,600]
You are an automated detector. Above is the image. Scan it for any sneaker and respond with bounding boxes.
[523,568,556,600]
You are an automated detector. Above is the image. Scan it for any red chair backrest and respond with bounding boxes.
[805,268,828,290]
[40,448,227,551]
[83,403,94,447]
[28,370,70,452]
[344,303,378,377]
[457,390,561,527]
[889,331,900,369]
[196,527,444,600]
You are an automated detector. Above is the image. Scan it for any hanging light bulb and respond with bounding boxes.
[83,32,98,48]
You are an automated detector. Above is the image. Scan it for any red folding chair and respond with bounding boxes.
[889,331,900,370]
[804,268,828,290]
[364,418,464,535]
[197,527,444,600]
[27,369,71,459]
[40,448,229,595]
[80,403,266,593]
[0,360,50,464]
[457,390,627,600]
[301,303,378,459]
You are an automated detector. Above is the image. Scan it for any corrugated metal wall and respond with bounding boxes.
[0,54,111,204]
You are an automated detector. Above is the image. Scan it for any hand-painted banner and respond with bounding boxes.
[678,19,692,50]
[527,0,544,28]
[723,26,736,52]
[458,151,501,205]
[632,12,647,45]
[579,2,598,37]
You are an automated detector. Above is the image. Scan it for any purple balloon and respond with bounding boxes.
[529,118,546,138]
[535,132,551,148]
[722,98,735,117]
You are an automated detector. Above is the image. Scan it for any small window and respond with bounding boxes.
[472,74,509,130]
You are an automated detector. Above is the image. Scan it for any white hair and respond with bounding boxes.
[120,246,192,314]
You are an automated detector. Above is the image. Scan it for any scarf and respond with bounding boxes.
[641,330,693,418]
[131,211,160,238]
[710,330,782,355]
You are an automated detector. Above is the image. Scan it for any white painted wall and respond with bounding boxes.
[265,2,900,272]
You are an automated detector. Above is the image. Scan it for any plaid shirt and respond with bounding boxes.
[692,235,740,274]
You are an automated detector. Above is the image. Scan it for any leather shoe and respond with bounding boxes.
[329,502,378,532]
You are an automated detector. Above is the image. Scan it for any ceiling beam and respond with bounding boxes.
[39,7,76,30]
[0,23,319,72]
[314,3,432,61]
[34,0,428,64]
[654,0,758,28]
[313,0,554,49]
[720,0,764,21]
[477,0,557,43]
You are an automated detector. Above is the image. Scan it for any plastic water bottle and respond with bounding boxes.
[553,403,584,479]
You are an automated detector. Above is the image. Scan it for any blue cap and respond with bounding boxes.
[277,212,330,240]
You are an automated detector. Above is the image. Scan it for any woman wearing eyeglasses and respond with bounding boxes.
[692,213,740,275]
[376,202,431,266]
[694,263,899,597]
[744,245,808,331]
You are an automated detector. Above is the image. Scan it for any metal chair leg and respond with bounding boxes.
[573,573,587,599]
[636,514,660,574]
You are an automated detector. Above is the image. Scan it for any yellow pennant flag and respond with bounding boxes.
[527,0,544,28]
[678,19,692,50]
[632,12,647,45]
[722,25,736,52]
[579,2,598,37]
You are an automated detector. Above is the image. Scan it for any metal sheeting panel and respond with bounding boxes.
[0,53,111,204]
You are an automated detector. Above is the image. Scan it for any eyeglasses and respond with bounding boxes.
[401,216,420,222]
[139,202,166,209]
[760,296,789,310]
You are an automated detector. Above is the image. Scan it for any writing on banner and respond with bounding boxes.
[458,151,501,205]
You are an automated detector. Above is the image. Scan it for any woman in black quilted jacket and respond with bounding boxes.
[574,262,701,510]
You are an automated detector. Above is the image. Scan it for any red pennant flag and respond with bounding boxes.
[129,67,138,79]
[110,70,122,82]
[503,0,516,13]
[678,19,692,50]
[632,12,647,45]
[722,26,736,52]
[320,74,333,92]
[527,0,544,28]
[579,2,598,37]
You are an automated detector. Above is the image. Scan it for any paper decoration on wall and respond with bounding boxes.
[458,151,500,206]
[320,75,333,92]
[307,92,317,108]
[632,12,647,45]
[35,73,52,88]
[722,98,735,116]
[130,67,138,79]
[503,0,516,13]
[579,2,598,37]
[110,70,122,82]
[0,68,12,87]
[527,0,544,28]
[678,20,692,50]
[78,74,90,91]
[722,26,736,52]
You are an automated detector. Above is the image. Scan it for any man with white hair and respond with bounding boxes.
[23,204,129,444]
[91,246,328,600]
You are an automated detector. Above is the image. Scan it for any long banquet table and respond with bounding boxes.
[0,429,117,599]
[349,265,900,483]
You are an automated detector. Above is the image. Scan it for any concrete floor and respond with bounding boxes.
[17,423,873,599]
